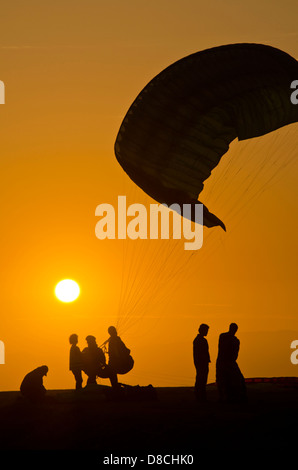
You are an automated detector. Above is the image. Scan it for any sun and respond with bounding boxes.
[55,279,80,303]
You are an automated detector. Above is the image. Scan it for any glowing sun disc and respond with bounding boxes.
[55,279,80,303]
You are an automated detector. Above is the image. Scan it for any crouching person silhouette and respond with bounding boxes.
[20,365,48,402]
[82,335,118,389]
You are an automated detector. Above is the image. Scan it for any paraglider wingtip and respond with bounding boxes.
[202,207,226,231]
[213,213,226,231]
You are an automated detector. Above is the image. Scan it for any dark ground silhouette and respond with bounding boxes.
[1,381,298,460]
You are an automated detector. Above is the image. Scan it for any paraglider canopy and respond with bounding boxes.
[115,43,298,230]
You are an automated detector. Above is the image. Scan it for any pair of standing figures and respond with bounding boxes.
[193,323,247,402]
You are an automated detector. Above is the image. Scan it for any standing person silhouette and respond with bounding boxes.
[107,326,134,375]
[69,334,83,390]
[193,324,210,402]
[216,323,247,402]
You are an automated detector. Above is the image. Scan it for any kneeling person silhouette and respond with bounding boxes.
[82,335,118,388]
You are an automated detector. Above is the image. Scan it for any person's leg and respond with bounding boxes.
[98,365,119,389]
[195,366,208,402]
[73,370,83,389]
[194,369,200,399]
[216,363,227,402]
[87,373,97,385]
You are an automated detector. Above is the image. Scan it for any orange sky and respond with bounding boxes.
[0,0,298,391]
